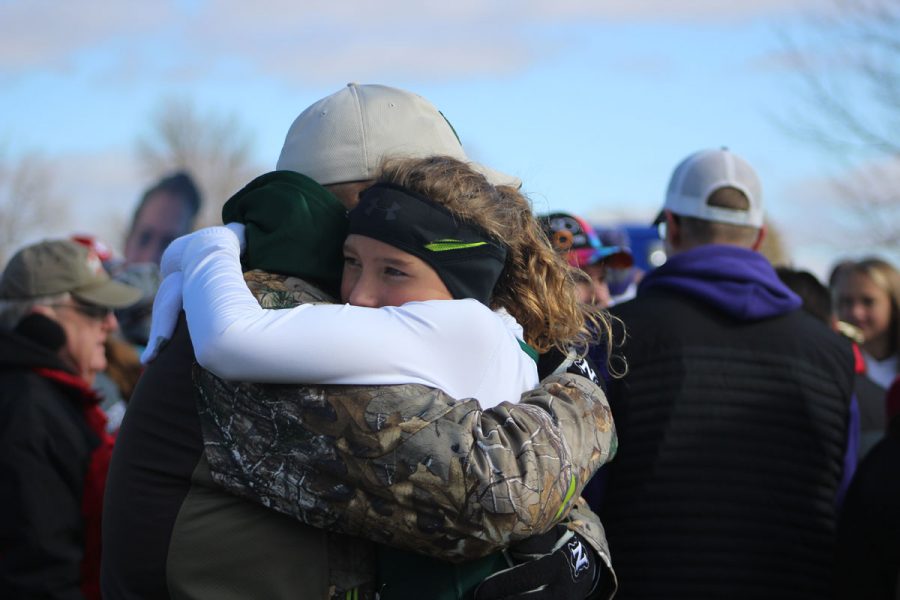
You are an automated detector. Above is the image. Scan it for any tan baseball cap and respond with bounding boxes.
[276,83,521,189]
[0,239,142,308]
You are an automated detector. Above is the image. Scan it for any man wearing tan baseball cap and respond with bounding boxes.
[0,238,141,599]
[102,84,614,600]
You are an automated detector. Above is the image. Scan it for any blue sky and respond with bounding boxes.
[1,0,893,277]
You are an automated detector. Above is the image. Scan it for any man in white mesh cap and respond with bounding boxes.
[591,148,857,600]
[102,83,615,600]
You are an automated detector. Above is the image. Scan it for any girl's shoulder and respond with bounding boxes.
[384,300,526,360]
[395,298,494,319]
[396,299,521,334]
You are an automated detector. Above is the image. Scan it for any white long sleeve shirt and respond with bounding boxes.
[180,229,539,408]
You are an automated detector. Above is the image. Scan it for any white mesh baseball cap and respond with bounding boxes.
[276,83,520,189]
[657,148,763,227]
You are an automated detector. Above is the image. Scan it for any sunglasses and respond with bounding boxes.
[51,302,113,321]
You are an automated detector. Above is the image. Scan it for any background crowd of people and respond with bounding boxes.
[1,83,898,600]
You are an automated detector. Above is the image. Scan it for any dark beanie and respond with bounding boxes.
[222,171,348,291]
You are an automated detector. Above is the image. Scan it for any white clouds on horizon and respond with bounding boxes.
[523,0,822,22]
[0,2,173,73]
[0,0,825,84]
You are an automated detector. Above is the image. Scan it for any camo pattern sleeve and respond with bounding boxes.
[194,271,617,562]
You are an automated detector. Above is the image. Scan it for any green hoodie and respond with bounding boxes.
[222,170,348,295]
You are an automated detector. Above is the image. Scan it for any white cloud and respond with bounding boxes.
[198,0,824,27]
[0,0,826,83]
[523,0,823,22]
[184,0,823,81]
[0,2,173,73]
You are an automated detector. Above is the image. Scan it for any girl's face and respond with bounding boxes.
[341,234,453,308]
[835,270,894,353]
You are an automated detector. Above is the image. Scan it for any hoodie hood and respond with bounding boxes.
[221,170,348,294]
[639,244,801,321]
[1,315,101,404]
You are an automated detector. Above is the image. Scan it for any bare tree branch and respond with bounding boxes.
[778,0,900,254]
[0,148,68,265]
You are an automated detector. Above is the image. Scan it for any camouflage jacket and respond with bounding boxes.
[193,271,618,598]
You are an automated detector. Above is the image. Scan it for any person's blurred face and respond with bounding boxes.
[45,300,118,386]
[579,262,612,308]
[341,235,453,308]
[835,270,894,356]
[124,191,193,265]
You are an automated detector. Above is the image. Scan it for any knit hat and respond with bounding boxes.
[0,239,141,308]
[222,170,348,291]
[540,212,633,269]
[656,148,763,227]
[276,83,520,189]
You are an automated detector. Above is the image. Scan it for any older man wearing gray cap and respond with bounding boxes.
[0,239,141,600]
[102,84,616,600]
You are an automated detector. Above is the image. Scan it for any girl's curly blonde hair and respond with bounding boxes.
[378,156,615,359]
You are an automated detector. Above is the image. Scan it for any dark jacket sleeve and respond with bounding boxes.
[0,379,87,600]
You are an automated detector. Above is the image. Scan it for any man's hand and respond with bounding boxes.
[473,527,599,600]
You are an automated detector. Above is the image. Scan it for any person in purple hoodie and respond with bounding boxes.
[588,149,857,600]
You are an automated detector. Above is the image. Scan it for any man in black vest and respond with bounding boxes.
[591,148,856,600]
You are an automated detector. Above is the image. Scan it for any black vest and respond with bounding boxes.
[600,288,854,600]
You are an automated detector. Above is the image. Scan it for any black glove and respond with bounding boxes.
[473,526,598,600]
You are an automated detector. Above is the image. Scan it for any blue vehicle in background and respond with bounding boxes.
[595,223,666,272]
[622,224,667,272]
[594,223,667,301]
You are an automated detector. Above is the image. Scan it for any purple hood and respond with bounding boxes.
[639,244,801,321]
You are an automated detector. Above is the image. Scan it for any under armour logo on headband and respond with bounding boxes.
[364,197,401,221]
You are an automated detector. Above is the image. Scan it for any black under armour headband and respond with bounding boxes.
[347,183,508,305]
